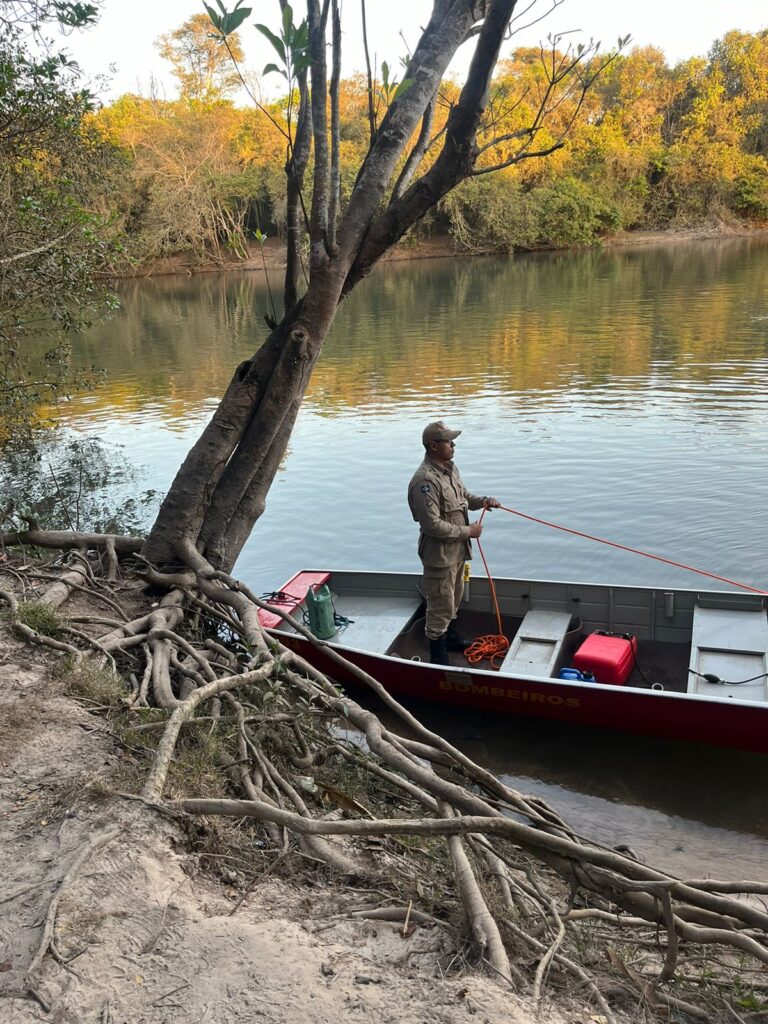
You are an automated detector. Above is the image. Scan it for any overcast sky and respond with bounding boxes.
[60,0,768,102]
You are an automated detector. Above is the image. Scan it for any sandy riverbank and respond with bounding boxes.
[0,570,627,1024]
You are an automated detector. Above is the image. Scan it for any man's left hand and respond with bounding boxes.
[484,497,501,509]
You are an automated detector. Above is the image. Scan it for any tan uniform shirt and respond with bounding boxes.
[407,457,486,571]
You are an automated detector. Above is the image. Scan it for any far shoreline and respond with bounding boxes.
[99,222,768,281]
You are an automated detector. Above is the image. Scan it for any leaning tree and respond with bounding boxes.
[143,0,620,572]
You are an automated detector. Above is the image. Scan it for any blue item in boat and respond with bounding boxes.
[558,667,595,682]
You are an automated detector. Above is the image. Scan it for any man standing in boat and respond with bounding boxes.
[408,422,500,666]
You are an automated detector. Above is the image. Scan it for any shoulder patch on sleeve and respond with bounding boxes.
[420,483,431,493]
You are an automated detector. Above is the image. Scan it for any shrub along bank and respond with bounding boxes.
[91,32,768,268]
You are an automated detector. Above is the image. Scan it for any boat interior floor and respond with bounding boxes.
[386,608,691,693]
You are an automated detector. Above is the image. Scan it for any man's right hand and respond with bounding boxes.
[468,521,483,539]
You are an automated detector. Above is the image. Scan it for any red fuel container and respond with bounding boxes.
[572,632,637,685]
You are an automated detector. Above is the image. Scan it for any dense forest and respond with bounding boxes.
[91,20,768,264]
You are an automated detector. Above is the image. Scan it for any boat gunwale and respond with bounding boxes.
[291,567,768,603]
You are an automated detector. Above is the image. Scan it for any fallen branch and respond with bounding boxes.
[504,917,617,1024]
[606,946,710,1021]
[442,803,512,983]
[175,795,768,961]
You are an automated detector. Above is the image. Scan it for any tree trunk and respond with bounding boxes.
[143,278,343,571]
[144,5,486,572]
[143,0,612,574]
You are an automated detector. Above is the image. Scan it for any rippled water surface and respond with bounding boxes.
[54,235,768,871]
[63,235,768,592]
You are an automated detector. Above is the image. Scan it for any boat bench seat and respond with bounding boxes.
[687,604,768,703]
[257,571,331,630]
[498,608,573,678]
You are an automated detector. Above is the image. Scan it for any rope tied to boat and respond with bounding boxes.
[496,506,768,596]
[462,504,768,666]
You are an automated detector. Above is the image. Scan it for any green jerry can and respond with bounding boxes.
[305,584,336,640]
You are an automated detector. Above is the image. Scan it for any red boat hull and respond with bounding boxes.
[277,633,768,755]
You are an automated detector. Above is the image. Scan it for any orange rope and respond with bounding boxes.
[463,507,510,667]
[498,505,768,596]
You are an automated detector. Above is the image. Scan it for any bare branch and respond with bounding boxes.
[307,0,331,268]
[343,0,520,292]
[471,140,565,175]
[0,226,77,265]
[328,0,342,249]
[360,0,376,147]
[390,90,438,203]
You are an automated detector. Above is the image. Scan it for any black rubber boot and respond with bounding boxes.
[428,633,450,666]
[446,619,471,652]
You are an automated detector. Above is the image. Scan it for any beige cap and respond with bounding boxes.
[422,420,462,445]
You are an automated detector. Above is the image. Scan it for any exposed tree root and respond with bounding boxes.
[442,803,512,983]
[0,522,142,555]
[2,538,767,1022]
[25,827,121,1008]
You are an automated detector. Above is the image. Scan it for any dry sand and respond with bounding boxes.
[0,597,613,1024]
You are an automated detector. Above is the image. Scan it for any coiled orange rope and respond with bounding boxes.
[463,504,768,667]
[464,506,509,667]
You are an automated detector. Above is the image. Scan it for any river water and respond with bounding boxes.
[53,234,768,877]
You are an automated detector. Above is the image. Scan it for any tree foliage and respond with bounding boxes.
[0,6,123,437]
[88,27,768,270]
[157,13,245,102]
[0,1,99,32]
[96,95,266,262]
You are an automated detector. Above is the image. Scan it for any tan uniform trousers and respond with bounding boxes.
[423,561,464,640]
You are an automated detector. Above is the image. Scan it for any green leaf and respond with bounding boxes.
[203,2,222,32]
[262,62,283,77]
[392,77,414,101]
[294,20,308,49]
[282,3,294,42]
[293,53,310,77]
[225,6,252,34]
[255,23,286,62]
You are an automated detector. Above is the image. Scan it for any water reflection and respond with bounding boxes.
[45,235,768,424]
